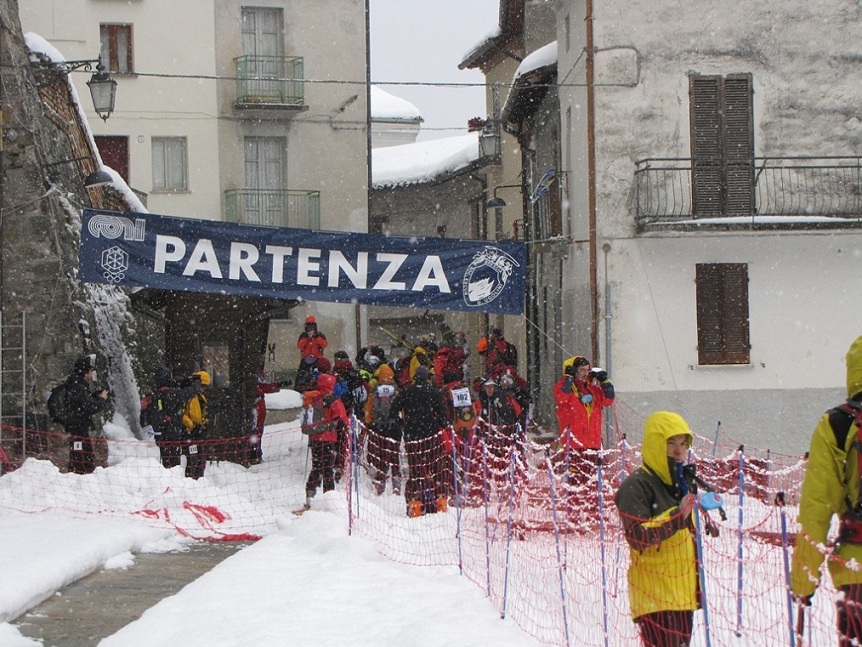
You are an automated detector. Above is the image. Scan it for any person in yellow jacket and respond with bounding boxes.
[615,411,698,646]
[792,334,862,643]
[181,370,210,480]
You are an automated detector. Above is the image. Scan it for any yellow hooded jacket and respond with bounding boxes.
[614,411,697,620]
[791,335,862,596]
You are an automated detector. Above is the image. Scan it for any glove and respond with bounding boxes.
[591,369,608,382]
[601,380,615,399]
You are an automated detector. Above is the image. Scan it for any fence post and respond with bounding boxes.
[776,492,797,647]
[736,445,746,637]
[597,452,610,647]
[546,453,571,647]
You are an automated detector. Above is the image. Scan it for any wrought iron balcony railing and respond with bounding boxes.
[234,55,304,107]
[224,189,320,229]
[634,156,862,228]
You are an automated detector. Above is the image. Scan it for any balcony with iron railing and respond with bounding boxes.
[224,189,320,229]
[234,55,305,110]
[634,156,862,231]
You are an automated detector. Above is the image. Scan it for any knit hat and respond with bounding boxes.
[414,366,431,383]
[305,315,316,325]
[155,367,173,387]
[73,356,94,376]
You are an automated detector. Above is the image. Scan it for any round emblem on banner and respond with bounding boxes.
[462,246,519,308]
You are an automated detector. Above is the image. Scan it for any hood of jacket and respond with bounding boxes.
[316,373,336,395]
[642,411,693,486]
[847,335,862,400]
[375,364,395,384]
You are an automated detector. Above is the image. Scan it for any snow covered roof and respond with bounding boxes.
[514,41,557,79]
[458,25,504,70]
[502,41,558,131]
[370,86,422,122]
[371,133,481,188]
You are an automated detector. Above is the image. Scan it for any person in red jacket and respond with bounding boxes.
[553,356,615,517]
[302,373,349,508]
[295,316,327,392]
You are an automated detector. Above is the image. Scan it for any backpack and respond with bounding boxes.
[47,383,69,424]
[300,395,337,436]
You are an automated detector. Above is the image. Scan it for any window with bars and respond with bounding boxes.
[689,74,754,217]
[696,263,750,365]
[152,137,188,191]
[100,24,133,74]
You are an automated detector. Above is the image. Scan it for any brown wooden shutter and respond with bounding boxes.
[723,76,755,215]
[696,263,750,365]
[690,76,723,216]
[689,74,755,217]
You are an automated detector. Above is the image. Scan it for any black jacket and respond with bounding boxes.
[63,377,106,437]
[390,382,447,441]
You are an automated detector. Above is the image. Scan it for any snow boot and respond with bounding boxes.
[407,499,423,518]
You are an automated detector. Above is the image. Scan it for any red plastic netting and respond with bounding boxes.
[0,405,841,645]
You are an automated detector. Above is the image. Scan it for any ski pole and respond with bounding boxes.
[712,421,721,459]
[776,491,797,647]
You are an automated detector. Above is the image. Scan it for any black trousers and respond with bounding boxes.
[636,610,693,647]
[838,584,862,646]
[67,434,96,474]
[306,440,337,495]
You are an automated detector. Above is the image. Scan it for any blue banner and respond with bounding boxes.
[78,209,526,315]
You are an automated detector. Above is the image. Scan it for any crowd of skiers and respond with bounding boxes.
[293,320,540,515]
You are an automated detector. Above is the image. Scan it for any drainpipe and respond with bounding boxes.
[603,242,612,376]
[586,0,599,364]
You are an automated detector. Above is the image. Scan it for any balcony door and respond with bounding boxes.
[689,74,755,217]
[241,7,284,100]
[244,136,285,226]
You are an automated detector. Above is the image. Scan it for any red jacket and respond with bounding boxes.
[554,376,613,450]
[297,331,328,359]
[302,374,349,443]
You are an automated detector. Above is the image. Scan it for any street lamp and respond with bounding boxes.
[86,60,117,122]
[484,184,521,240]
[44,155,113,188]
[30,55,118,121]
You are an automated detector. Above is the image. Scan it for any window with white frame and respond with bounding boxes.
[152,137,188,191]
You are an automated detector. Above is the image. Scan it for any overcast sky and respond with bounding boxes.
[369,0,499,141]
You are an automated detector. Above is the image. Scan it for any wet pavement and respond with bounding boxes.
[13,541,251,647]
